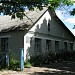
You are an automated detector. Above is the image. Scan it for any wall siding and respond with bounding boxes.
[0,31,25,60]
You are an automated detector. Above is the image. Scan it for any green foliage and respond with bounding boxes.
[24,60,32,68]
[62,0,73,5]
[30,55,43,66]
[30,50,75,66]
[0,0,74,19]
[30,52,56,66]
[8,59,20,70]
[49,0,61,9]
[70,8,75,15]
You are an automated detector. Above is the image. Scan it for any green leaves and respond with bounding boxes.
[70,8,75,15]
[0,0,74,19]
[62,0,73,5]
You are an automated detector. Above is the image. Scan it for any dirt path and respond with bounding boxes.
[0,61,75,75]
[0,67,74,75]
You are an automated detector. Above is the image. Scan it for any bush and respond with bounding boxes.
[9,59,20,70]
[24,60,32,68]
[54,50,75,61]
[29,50,75,66]
[30,54,44,66]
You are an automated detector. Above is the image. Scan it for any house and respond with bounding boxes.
[0,7,75,62]
[72,26,75,50]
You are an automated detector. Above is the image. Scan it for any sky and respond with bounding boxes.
[55,3,75,36]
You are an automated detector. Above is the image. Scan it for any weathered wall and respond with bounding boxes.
[0,31,25,60]
[24,10,75,61]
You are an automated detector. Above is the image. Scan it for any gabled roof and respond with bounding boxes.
[0,7,47,32]
[0,7,74,39]
[53,11,75,38]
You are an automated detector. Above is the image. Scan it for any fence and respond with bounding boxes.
[0,48,24,70]
[0,52,9,68]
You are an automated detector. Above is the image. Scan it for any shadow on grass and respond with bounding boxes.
[30,72,75,75]
[30,61,75,75]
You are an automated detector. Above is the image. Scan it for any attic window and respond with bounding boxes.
[48,23,50,31]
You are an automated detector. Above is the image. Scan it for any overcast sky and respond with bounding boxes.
[55,3,75,35]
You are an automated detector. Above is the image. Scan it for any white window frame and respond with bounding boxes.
[1,38,8,52]
[64,42,67,50]
[70,43,73,50]
[34,38,41,52]
[55,41,59,51]
[46,39,51,52]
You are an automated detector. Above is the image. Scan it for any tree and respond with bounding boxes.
[0,0,75,19]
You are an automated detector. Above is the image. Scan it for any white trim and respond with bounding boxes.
[0,36,11,38]
[33,36,61,41]
[64,39,70,42]
[70,42,74,43]
[54,40,61,41]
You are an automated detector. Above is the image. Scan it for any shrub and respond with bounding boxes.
[8,59,20,70]
[54,50,75,61]
[30,54,44,66]
[24,60,32,68]
[30,50,75,66]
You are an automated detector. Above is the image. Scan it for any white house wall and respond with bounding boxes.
[24,10,74,61]
[24,11,51,60]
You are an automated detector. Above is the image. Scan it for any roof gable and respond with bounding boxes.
[0,7,47,32]
[0,7,74,39]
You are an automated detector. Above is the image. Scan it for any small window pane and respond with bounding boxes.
[55,41,59,51]
[70,43,73,50]
[64,42,67,50]
[34,38,41,52]
[1,38,8,52]
[46,40,51,52]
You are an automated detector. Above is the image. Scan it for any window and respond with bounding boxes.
[64,42,67,50]
[46,40,51,52]
[70,43,73,50]
[55,41,59,51]
[34,38,41,52]
[48,23,50,31]
[1,38,8,52]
